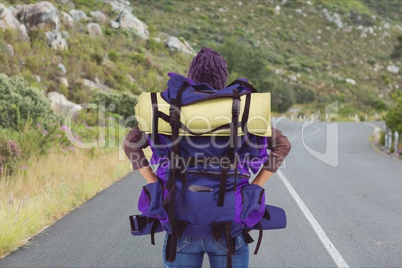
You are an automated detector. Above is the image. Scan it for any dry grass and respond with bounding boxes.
[0,148,131,258]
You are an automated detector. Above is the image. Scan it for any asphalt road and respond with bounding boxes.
[1,121,402,268]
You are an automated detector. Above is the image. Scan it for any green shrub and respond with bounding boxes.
[267,8,275,15]
[70,0,104,11]
[381,74,391,85]
[163,1,175,12]
[25,56,43,75]
[367,58,376,66]
[379,130,385,146]
[339,105,359,117]
[0,28,18,43]
[146,38,164,52]
[218,39,267,85]
[129,52,146,64]
[59,84,69,98]
[357,89,387,110]
[391,35,402,60]
[69,82,92,104]
[0,74,57,130]
[385,91,402,133]
[108,50,119,62]
[20,69,41,89]
[91,91,138,127]
[286,58,302,72]
[200,14,209,21]
[284,0,304,8]
[294,85,316,104]
[104,28,114,36]
[258,77,295,113]
[90,52,104,65]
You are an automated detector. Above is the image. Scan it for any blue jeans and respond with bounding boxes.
[162,233,249,268]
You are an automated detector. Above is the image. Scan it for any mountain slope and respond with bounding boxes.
[134,0,402,114]
[1,0,401,116]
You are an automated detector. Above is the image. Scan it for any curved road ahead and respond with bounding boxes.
[1,121,402,267]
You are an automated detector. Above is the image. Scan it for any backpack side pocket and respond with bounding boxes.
[138,180,167,220]
[241,184,265,228]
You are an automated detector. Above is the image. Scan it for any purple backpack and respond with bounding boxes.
[129,73,286,267]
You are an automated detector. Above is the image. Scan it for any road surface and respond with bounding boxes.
[1,121,402,267]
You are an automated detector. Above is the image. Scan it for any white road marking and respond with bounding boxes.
[277,122,349,267]
[362,122,382,129]
[278,170,349,268]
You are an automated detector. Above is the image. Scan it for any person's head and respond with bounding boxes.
[188,47,228,90]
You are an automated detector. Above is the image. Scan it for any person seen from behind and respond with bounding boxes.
[123,47,291,267]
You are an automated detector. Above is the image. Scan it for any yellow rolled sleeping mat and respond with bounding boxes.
[135,92,271,137]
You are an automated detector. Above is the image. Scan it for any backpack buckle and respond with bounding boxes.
[169,111,178,125]
[129,215,147,232]
[232,90,241,116]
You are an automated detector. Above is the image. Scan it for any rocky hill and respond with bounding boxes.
[1,0,402,117]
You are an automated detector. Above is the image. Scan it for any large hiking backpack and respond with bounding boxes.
[129,73,286,267]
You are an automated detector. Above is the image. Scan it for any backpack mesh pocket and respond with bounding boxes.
[240,184,265,228]
[138,180,167,220]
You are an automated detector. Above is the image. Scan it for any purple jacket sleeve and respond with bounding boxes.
[122,126,150,170]
[262,127,291,173]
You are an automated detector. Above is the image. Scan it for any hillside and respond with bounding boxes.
[1,0,402,118]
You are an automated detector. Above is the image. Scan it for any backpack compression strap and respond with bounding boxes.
[218,89,241,206]
[231,90,241,191]
[252,208,272,255]
[150,86,189,263]
[151,93,160,145]
[241,93,251,134]
[212,222,235,268]
[165,81,189,263]
[166,81,189,220]
[165,221,188,263]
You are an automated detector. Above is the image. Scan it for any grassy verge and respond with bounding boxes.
[0,147,130,258]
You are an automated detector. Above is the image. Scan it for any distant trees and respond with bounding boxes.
[217,39,266,84]
[293,85,316,104]
[217,40,295,113]
[258,78,295,113]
